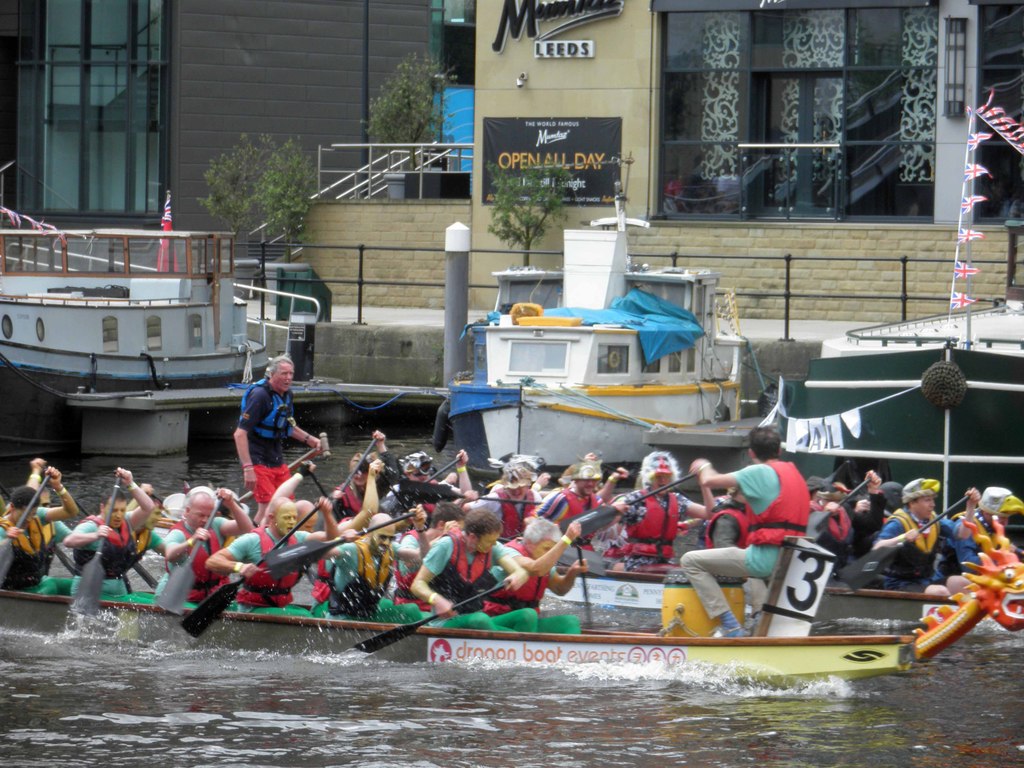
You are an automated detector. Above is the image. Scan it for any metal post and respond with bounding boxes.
[443,223,471,385]
[259,240,268,321]
[782,252,792,341]
[900,255,909,321]
[356,244,366,325]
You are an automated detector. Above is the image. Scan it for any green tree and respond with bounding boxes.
[199,133,270,235]
[253,138,317,255]
[367,53,450,144]
[487,163,573,254]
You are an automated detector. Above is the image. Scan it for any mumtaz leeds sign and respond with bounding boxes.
[492,0,626,54]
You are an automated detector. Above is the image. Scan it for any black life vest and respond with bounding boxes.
[241,379,293,440]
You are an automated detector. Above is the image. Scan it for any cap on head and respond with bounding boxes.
[902,478,940,504]
[980,487,1024,516]
[502,460,536,489]
[569,461,602,481]
[401,451,433,474]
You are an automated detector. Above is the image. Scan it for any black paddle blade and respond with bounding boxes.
[838,545,900,590]
[0,540,15,589]
[263,539,335,580]
[352,620,425,654]
[395,478,462,505]
[556,547,608,577]
[156,565,196,616]
[70,556,106,616]
[560,505,620,537]
[180,579,243,637]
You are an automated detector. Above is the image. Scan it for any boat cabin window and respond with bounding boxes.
[130,238,186,275]
[3,236,62,273]
[220,239,233,275]
[508,340,569,375]
[191,239,208,275]
[70,237,124,273]
[1,315,11,339]
[188,313,203,348]
[102,316,118,353]
[598,344,630,375]
[146,316,162,351]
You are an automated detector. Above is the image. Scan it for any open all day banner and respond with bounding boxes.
[482,117,622,206]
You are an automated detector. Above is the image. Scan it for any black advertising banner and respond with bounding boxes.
[482,117,622,206]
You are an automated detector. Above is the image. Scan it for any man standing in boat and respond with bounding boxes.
[680,426,810,637]
[609,451,708,573]
[234,354,322,525]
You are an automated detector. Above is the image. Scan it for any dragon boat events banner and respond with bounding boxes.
[482,117,622,206]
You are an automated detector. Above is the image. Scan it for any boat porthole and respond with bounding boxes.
[1,315,10,339]
[35,317,45,342]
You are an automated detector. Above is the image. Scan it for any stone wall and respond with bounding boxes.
[305,201,1009,323]
[304,200,472,309]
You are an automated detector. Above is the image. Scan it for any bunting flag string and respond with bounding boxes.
[953,260,980,279]
[960,194,987,214]
[951,292,978,310]
[957,227,984,243]
[975,90,1024,157]
[0,205,66,246]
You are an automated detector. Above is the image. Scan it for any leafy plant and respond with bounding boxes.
[199,133,270,236]
[253,138,317,255]
[367,53,451,144]
[200,134,316,256]
[487,163,574,254]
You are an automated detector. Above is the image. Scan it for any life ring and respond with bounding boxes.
[432,398,452,452]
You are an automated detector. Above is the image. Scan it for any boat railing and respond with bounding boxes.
[244,283,321,346]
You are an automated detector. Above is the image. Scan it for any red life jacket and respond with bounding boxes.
[312,559,332,605]
[495,488,537,539]
[72,515,136,579]
[236,527,302,608]
[483,539,546,615]
[544,488,596,524]
[704,506,752,549]
[623,493,679,560]
[333,484,362,520]
[392,530,431,610]
[747,460,811,547]
[431,531,495,613]
[169,520,226,603]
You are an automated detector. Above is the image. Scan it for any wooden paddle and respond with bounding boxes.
[181,497,332,638]
[156,500,225,615]
[70,480,121,616]
[575,544,594,627]
[0,481,53,588]
[333,437,376,496]
[837,495,967,590]
[426,457,459,481]
[351,581,506,655]
[262,511,416,580]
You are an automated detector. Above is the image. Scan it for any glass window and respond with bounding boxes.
[68,236,125,273]
[848,9,902,67]
[220,238,233,275]
[666,351,681,374]
[191,238,208,274]
[847,143,934,218]
[508,341,568,375]
[597,344,629,375]
[129,237,185,274]
[665,13,746,71]
[753,10,844,70]
[102,316,118,352]
[188,313,202,348]
[17,0,168,215]
[146,315,162,351]
[2,236,62,272]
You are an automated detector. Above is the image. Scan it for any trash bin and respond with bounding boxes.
[274,264,332,323]
[286,311,316,381]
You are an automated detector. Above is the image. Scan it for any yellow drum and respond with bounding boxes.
[661,572,746,637]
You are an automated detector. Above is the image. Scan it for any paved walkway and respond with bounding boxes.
[257,302,863,343]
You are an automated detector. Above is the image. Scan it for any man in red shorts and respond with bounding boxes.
[234,355,321,524]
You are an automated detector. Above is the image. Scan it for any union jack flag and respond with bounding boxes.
[964,164,991,180]
[954,260,980,279]
[958,228,985,243]
[161,191,173,232]
[961,194,987,213]
[950,292,977,309]
[967,132,993,150]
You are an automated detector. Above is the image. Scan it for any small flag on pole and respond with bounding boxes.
[950,292,977,309]
[966,132,993,150]
[157,190,176,272]
[162,191,173,231]
[957,228,985,243]
[961,194,987,214]
[953,260,980,279]
[964,164,991,180]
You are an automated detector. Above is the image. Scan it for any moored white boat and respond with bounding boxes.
[0,228,267,455]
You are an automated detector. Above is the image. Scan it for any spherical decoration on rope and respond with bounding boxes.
[921,360,967,409]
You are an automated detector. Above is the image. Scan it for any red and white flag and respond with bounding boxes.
[950,292,977,309]
[953,260,980,279]
[957,228,984,243]
[157,191,177,271]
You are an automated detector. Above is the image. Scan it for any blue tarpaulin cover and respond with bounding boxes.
[540,287,705,364]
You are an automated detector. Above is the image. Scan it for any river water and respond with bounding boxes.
[2,434,1024,767]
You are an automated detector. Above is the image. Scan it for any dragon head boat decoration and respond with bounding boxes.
[914,516,1024,659]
